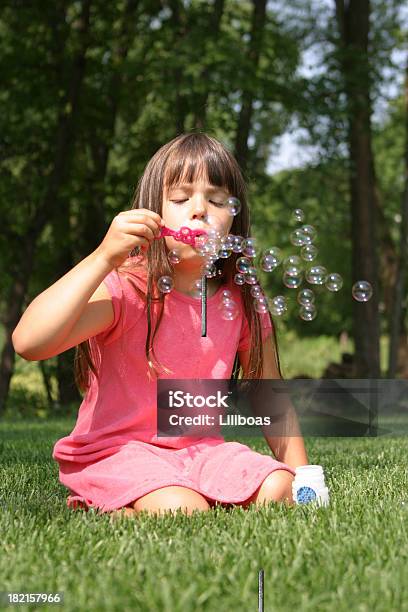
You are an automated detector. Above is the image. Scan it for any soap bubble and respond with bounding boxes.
[269,295,287,316]
[224,196,241,216]
[291,208,305,223]
[245,266,258,285]
[168,250,181,265]
[218,298,235,310]
[242,237,257,258]
[306,265,327,285]
[255,297,269,313]
[221,301,239,320]
[352,280,373,302]
[290,229,306,247]
[301,224,317,244]
[300,244,318,262]
[222,234,235,249]
[231,235,244,253]
[220,289,233,302]
[201,217,224,242]
[326,273,343,292]
[203,262,217,278]
[157,276,173,293]
[234,273,246,285]
[217,247,232,259]
[283,255,302,277]
[297,288,315,306]
[283,272,302,289]
[261,255,277,272]
[299,304,317,321]
[261,247,282,271]
[191,279,203,299]
[250,285,264,298]
[236,256,252,274]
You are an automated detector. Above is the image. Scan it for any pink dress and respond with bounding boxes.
[52,257,296,512]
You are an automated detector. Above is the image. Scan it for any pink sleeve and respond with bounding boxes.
[95,269,146,345]
[238,310,273,352]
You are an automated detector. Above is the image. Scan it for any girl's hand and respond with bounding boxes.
[95,209,164,268]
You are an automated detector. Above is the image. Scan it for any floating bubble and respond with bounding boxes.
[297,288,315,306]
[231,235,244,253]
[220,289,233,302]
[242,237,257,258]
[191,279,203,299]
[299,304,317,321]
[261,255,277,272]
[218,298,235,310]
[222,234,235,249]
[300,244,318,262]
[250,285,264,298]
[326,273,343,292]
[245,266,258,285]
[283,272,302,289]
[157,275,173,293]
[221,301,239,320]
[301,224,317,244]
[203,262,217,278]
[205,214,223,232]
[352,280,373,302]
[261,247,282,271]
[291,209,305,223]
[290,229,306,247]
[255,298,269,313]
[236,256,252,274]
[306,265,327,285]
[224,196,241,216]
[194,232,209,249]
[234,272,246,285]
[269,295,287,316]
[217,247,232,259]
[283,255,302,277]
[168,250,181,265]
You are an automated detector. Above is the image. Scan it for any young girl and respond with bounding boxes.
[12,133,309,518]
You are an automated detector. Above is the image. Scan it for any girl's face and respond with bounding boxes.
[162,179,234,256]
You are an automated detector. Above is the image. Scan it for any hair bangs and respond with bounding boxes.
[163,134,238,196]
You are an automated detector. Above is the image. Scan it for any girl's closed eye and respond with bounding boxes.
[170,199,225,206]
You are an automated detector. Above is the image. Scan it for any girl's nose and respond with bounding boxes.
[191,196,208,219]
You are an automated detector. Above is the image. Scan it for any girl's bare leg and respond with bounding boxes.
[237,469,295,509]
[130,485,211,517]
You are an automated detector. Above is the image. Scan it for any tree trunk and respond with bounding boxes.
[0,0,92,416]
[234,0,267,177]
[192,0,226,130]
[335,0,380,378]
[388,60,408,377]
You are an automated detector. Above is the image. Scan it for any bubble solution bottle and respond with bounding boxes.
[292,465,330,506]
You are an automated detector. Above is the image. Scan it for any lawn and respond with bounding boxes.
[1,420,408,611]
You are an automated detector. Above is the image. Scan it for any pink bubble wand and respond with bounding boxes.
[155,225,209,337]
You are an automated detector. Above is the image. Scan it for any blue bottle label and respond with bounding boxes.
[296,486,317,504]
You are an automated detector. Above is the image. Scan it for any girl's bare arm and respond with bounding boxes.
[12,249,114,361]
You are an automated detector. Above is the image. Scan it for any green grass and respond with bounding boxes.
[1,420,408,611]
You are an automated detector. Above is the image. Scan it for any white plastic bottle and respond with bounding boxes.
[292,465,330,506]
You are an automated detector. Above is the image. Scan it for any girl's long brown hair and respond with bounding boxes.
[74,133,282,393]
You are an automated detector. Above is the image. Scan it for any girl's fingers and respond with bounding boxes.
[122,220,158,241]
[121,216,162,237]
[118,209,163,227]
